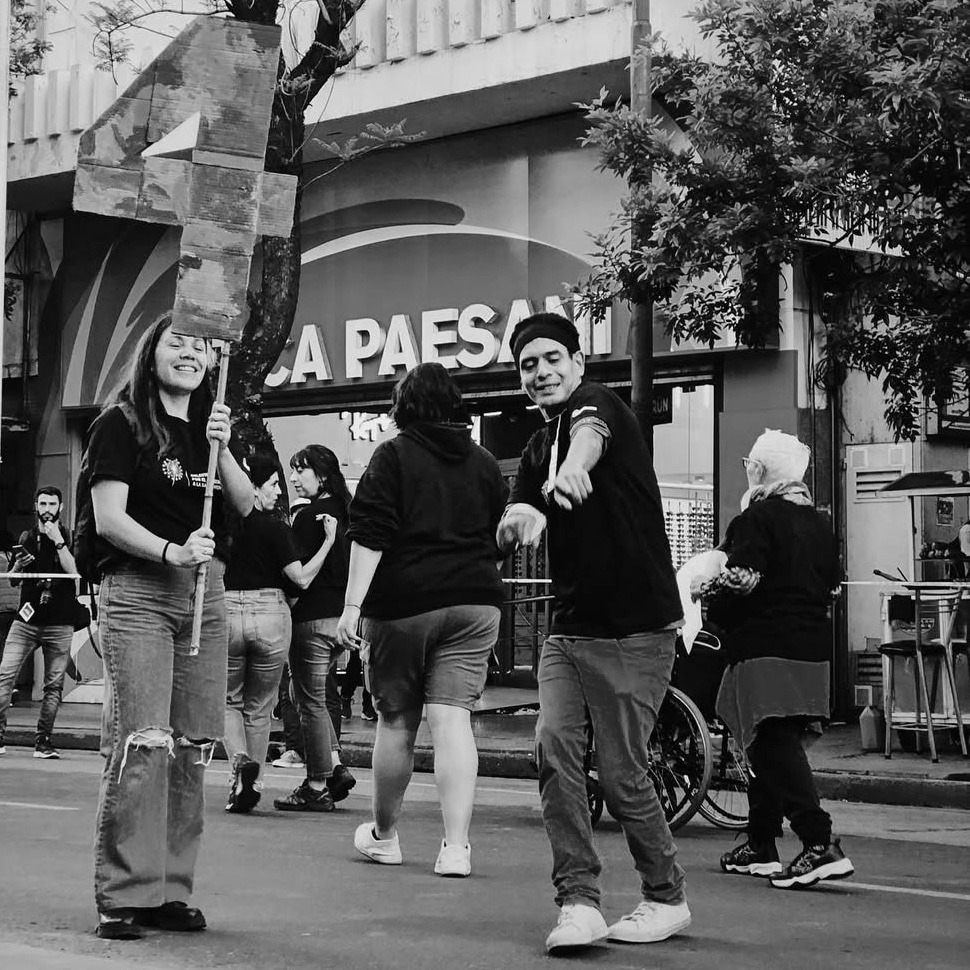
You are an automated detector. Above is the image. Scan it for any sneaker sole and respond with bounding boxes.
[434,864,471,877]
[770,859,855,889]
[721,861,784,877]
[274,801,334,812]
[546,928,609,954]
[608,914,691,943]
[33,751,60,759]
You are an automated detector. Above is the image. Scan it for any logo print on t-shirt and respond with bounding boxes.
[161,457,185,484]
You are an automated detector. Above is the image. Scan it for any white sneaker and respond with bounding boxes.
[354,822,403,865]
[0,746,6,755]
[607,899,691,943]
[434,840,471,877]
[545,903,609,954]
[271,749,305,769]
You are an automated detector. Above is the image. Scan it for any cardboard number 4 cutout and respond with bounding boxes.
[74,17,297,341]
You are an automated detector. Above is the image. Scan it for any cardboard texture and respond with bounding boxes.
[73,16,297,341]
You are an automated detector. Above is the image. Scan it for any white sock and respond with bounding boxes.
[332,751,342,767]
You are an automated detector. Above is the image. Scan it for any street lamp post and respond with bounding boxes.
[630,0,653,449]
[0,2,10,463]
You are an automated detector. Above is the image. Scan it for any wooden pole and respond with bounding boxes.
[189,341,231,655]
[630,0,654,449]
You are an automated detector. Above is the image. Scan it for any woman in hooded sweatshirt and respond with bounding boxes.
[697,429,853,890]
[336,363,507,878]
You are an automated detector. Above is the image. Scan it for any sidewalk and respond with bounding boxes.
[3,688,969,809]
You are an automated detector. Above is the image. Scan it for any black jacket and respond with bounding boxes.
[347,422,507,620]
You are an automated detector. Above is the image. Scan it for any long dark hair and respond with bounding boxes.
[289,444,352,520]
[390,362,468,430]
[104,315,214,458]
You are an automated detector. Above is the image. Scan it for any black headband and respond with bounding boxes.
[510,313,581,364]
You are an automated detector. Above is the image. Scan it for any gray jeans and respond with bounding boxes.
[290,617,341,782]
[536,631,686,910]
[94,560,227,913]
[0,619,73,744]
[224,588,291,777]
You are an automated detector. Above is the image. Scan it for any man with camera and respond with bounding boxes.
[1,486,79,758]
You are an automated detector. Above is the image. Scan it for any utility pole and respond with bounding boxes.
[630,0,653,449]
[0,0,10,464]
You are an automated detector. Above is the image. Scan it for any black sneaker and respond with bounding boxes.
[132,901,206,932]
[274,780,335,812]
[96,909,145,940]
[770,839,854,889]
[328,764,357,803]
[34,738,60,759]
[225,758,261,814]
[341,697,353,719]
[720,839,783,877]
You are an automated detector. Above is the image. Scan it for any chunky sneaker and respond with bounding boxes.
[434,840,471,877]
[271,749,305,769]
[354,821,403,865]
[96,910,145,940]
[132,901,206,932]
[770,839,854,889]
[225,758,261,814]
[545,902,609,954]
[720,839,783,877]
[327,764,357,803]
[274,781,335,812]
[608,899,692,944]
[34,738,60,759]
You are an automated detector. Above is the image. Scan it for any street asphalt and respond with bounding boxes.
[0,748,968,970]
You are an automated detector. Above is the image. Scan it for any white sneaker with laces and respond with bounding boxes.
[434,840,471,877]
[0,746,6,755]
[354,822,403,865]
[607,899,691,943]
[545,903,609,954]
[271,749,305,769]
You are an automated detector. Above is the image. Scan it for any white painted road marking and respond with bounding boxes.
[0,800,80,812]
[842,881,970,903]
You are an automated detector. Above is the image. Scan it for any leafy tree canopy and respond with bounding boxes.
[581,0,969,440]
[10,0,53,97]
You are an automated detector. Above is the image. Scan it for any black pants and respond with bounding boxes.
[340,651,371,704]
[745,717,831,846]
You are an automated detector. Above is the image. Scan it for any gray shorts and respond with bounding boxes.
[362,605,501,714]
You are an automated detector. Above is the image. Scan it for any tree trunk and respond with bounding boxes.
[224,0,363,460]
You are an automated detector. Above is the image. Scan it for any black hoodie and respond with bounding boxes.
[347,422,508,620]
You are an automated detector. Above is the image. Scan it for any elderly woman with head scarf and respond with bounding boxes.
[696,430,853,890]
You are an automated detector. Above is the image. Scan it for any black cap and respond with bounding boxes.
[510,312,581,364]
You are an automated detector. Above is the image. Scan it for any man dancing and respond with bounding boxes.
[497,313,688,954]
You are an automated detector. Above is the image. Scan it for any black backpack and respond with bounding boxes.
[73,445,101,589]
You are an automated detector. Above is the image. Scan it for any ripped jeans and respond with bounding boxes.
[94,559,227,913]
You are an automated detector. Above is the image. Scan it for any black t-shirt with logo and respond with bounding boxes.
[85,405,227,574]
[16,526,76,626]
[290,495,349,623]
[509,381,683,638]
[225,510,301,591]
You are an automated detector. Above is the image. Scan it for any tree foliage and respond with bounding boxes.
[581,0,970,440]
[10,0,53,97]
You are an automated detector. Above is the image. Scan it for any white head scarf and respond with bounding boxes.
[747,429,810,484]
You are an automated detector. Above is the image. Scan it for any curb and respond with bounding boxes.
[5,728,969,809]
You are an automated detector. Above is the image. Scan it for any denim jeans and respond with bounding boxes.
[224,588,291,777]
[0,619,73,744]
[290,617,342,782]
[94,560,227,913]
[536,631,686,910]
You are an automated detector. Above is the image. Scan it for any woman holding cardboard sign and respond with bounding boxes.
[86,316,252,940]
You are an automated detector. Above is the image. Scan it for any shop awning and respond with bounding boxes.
[880,470,970,497]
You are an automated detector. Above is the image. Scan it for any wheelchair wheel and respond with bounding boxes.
[698,721,751,830]
[647,686,713,831]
